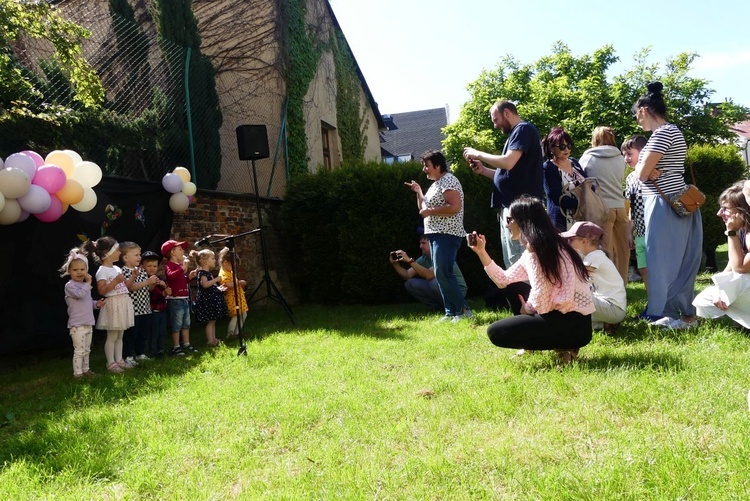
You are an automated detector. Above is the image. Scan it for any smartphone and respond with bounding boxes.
[466,233,477,246]
[390,251,401,261]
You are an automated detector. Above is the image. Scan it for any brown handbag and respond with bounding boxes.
[652,162,705,217]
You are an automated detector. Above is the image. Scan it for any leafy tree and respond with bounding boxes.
[0,0,104,110]
[444,43,748,164]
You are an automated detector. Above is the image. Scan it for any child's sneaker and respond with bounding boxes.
[171,346,185,357]
[119,359,136,369]
[182,344,199,353]
[125,356,138,367]
[135,354,150,361]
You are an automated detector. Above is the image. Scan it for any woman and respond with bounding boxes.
[634,81,702,329]
[542,127,585,231]
[693,182,750,327]
[467,196,594,363]
[406,150,472,322]
[579,126,629,284]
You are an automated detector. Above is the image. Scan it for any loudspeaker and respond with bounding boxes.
[236,125,269,160]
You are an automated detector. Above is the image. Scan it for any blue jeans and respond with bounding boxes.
[643,196,702,318]
[168,298,191,331]
[427,233,467,316]
[149,311,167,356]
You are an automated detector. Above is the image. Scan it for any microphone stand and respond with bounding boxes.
[203,229,260,356]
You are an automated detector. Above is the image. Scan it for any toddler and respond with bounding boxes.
[190,249,227,346]
[162,239,198,356]
[563,221,627,332]
[83,236,135,373]
[59,248,106,378]
[142,250,170,358]
[218,246,248,339]
[120,241,158,366]
[622,135,649,293]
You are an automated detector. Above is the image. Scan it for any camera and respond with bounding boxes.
[390,251,401,261]
[466,233,477,246]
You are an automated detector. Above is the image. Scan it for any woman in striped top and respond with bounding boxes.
[633,81,703,329]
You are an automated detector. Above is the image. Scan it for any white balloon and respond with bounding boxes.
[5,153,36,180]
[0,157,3,169]
[63,150,83,165]
[0,199,22,225]
[169,192,190,213]
[0,167,31,199]
[72,161,103,188]
[181,181,197,196]
[18,184,52,214]
[0,191,4,214]
[72,187,98,212]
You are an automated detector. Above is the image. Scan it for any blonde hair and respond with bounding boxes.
[218,246,240,266]
[119,241,140,254]
[59,247,89,277]
[190,248,215,267]
[591,126,617,147]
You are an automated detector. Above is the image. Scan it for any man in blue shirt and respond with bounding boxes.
[463,100,544,267]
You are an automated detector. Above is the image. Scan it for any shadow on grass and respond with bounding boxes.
[578,351,685,372]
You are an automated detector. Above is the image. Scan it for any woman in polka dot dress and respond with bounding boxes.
[189,249,227,347]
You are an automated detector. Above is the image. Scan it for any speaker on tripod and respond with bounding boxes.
[235,125,294,323]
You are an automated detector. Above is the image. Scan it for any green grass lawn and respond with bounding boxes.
[2,268,750,499]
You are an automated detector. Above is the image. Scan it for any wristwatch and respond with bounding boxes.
[408,258,416,264]
[725,230,738,237]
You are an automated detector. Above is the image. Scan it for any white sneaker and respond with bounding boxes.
[125,356,138,367]
[436,315,453,323]
[649,317,698,329]
[135,354,150,361]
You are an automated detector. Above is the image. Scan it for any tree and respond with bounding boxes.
[443,43,748,165]
[0,0,104,110]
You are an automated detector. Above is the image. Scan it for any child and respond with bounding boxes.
[190,249,228,346]
[120,242,158,366]
[622,135,649,293]
[218,246,248,339]
[59,248,106,378]
[142,250,170,358]
[161,239,198,356]
[83,236,135,373]
[562,221,627,332]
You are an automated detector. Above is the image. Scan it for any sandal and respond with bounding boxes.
[107,362,124,374]
[555,348,579,365]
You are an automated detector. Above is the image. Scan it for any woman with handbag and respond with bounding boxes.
[541,127,585,231]
[633,81,703,329]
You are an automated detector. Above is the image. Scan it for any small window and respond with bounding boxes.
[397,154,412,163]
[322,126,331,169]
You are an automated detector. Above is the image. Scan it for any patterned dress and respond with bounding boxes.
[218,268,248,317]
[193,270,227,322]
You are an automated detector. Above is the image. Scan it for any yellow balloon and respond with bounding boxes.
[45,151,76,178]
[61,203,70,215]
[57,178,85,205]
[181,181,197,196]
[173,166,191,183]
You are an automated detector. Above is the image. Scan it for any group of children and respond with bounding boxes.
[60,238,249,377]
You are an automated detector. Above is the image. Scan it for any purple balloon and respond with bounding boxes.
[162,173,184,194]
[5,153,37,180]
[18,184,52,214]
[35,194,64,223]
[17,210,31,223]
[32,164,67,194]
[21,150,45,168]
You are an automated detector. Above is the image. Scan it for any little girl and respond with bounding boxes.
[83,236,135,373]
[190,249,227,346]
[59,248,106,378]
[218,246,248,339]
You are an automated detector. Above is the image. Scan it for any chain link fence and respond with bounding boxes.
[7,0,288,197]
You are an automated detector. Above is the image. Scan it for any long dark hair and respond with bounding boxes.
[632,81,667,118]
[509,196,588,284]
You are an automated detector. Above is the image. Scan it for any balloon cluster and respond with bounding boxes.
[0,150,102,225]
[162,167,196,213]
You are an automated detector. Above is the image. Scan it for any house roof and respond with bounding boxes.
[380,107,448,160]
[729,119,750,139]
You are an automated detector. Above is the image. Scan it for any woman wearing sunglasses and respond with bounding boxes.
[542,127,585,231]
[579,126,629,285]
[467,196,594,364]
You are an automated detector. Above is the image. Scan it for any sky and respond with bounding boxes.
[329,0,750,123]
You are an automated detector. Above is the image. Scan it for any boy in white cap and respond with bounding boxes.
[562,221,627,332]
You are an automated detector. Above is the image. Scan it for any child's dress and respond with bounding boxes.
[194,270,227,322]
[219,267,248,317]
[96,265,135,330]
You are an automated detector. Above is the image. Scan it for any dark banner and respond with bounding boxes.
[0,178,173,355]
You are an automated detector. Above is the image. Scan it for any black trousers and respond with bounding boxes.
[487,310,592,350]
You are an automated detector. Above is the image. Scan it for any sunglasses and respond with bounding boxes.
[555,144,570,151]
[505,216,515,225]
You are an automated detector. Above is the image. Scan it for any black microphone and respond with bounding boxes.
[195,235,211,246]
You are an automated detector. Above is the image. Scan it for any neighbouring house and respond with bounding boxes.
[380,107,449,164]
[729,119,750,166]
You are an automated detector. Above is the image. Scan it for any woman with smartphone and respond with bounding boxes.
[405,150,472,322]
[467,196,594,364]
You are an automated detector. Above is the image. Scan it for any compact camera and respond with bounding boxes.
[466,233,477,246]
[390,251,401,261]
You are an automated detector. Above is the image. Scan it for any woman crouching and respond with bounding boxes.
[468,196,594,364]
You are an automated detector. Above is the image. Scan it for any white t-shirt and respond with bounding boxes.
[584,249,626,310]
[95,265,130,297]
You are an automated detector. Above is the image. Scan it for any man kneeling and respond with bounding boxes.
[390,235,467,311]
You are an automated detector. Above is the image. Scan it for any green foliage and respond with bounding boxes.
[687,144,747,254]
[153,0,223,189]
[282,161,501,304]
[333,31,367,163]
[0,0,104,109]
[444,43,749,165]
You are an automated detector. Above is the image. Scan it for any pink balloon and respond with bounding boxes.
[32,164,67,194]
[35,194,64,223]
[21,150,45,168]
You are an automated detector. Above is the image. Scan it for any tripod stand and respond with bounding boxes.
[205,229,259,356]
[246,158,294,324]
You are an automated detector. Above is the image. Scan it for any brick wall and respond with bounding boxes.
[170,191,298,306]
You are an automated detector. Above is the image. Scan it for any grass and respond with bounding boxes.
[3,267,750,499]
